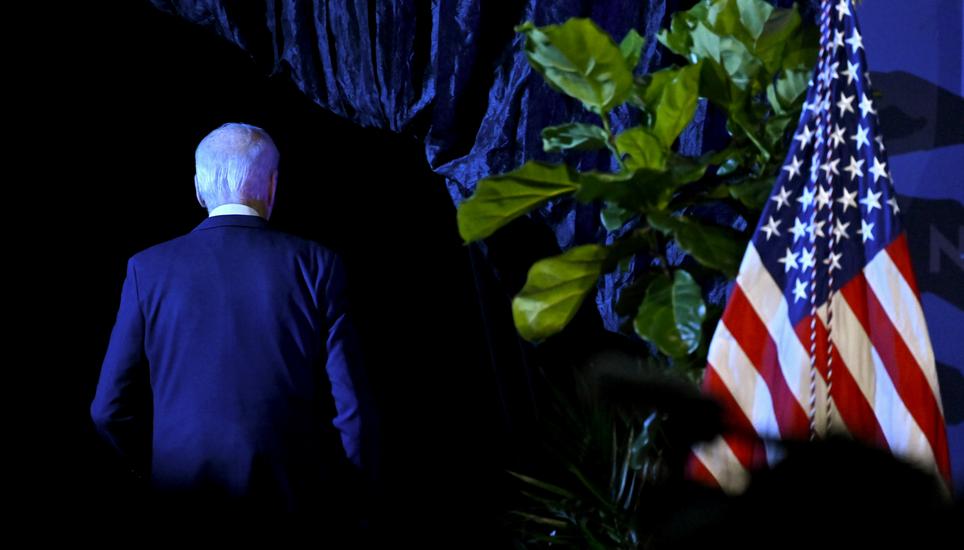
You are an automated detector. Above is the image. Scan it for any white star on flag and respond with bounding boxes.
[832,28,844,50]
[851,124,870,149]
[832,219,851,243]
[837,187,858,211]
[887,196,900,214]
[782,157,803,180]
[823,250,843,272]
[836,92,855,116]
[836,0,850,20]
[795,125,814,147]
[806,218,826,240]
[761,216,782,240]
[800,246,816,269]
[816,186,833,209]
[859,93,877,118]
[842,156,864,180]
[778,248,799,272]
[820,158,840,177]
[790,217,807,242]
[829,124,846,148]
[841,59,859,84]
[793,278,809,302]
[860,188,882,213]
[845,28,862,52]
[869,156,888,182]
[858,219,875,243]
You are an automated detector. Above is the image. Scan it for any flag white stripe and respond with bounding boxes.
[709,322,782,441]
[736,244,830,431]
[833,294,937,471]
[870,342,940,476]
[692,435,750,495]
[864,249,942,413]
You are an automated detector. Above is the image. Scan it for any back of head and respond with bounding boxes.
[194,122,279,210]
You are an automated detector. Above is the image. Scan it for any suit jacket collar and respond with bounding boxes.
[191,214,270,233]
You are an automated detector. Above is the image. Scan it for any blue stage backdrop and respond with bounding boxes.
[149,0,963,493]
[859,0,964,493]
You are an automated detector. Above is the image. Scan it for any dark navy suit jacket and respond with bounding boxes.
[90,213,375,513]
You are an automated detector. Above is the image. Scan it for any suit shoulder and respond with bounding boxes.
[127,233,194,266]
[127,225,336,267]
[270,231,335,261]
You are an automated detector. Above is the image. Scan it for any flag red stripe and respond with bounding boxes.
[838,272,952,482]
[703,365,770,470]
[723,284,811,440]
[883,233,920,296]
[793,313,889,447]
[685,450,720,488]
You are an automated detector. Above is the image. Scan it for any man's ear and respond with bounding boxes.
[194,175,206,208]
[268,170,278,206]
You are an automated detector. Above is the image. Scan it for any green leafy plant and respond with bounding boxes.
[457,0,816,359]
[505,360,669,548]
[455,0,818,547]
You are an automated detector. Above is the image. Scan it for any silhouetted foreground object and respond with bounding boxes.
[659,436,956,548]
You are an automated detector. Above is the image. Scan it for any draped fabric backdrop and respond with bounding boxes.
[148,0,813,334]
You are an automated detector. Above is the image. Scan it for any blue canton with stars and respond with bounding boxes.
[751,0,903,326]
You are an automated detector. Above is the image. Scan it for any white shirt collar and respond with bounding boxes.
[209,203,264,218]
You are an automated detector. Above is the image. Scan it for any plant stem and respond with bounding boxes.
[600,112,627,172]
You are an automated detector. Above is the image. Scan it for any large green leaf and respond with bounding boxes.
[705,0,764,45]
[541,123,610,153]
[763,112,795,150]
[600,201,636,232]
[619,28,646,72]
[755,4,802,72]
[576,169,680,212]
[730,108,772,160]
[648,213,745,277]
[633,270,706,357]
[602,228,652,269]
[653,62,703,147]
[718,36,764,92]
[512,244,610,342]
[734,0,773,40]
[781,23,820,71]
[767,67,809,114]
[457,161,579,243]
[633,63,703,147]
[657,1,711,57]
[666,152,710,184]
[658,0,811,101]
[728,174,775,210]
[516,19,635,114]
[614,127,666,171]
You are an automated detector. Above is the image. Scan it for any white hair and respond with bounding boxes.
[194,122,279,208]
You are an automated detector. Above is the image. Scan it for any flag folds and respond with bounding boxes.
[685,0,953,494]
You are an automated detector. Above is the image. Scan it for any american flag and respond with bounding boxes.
[684,0,952,494]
